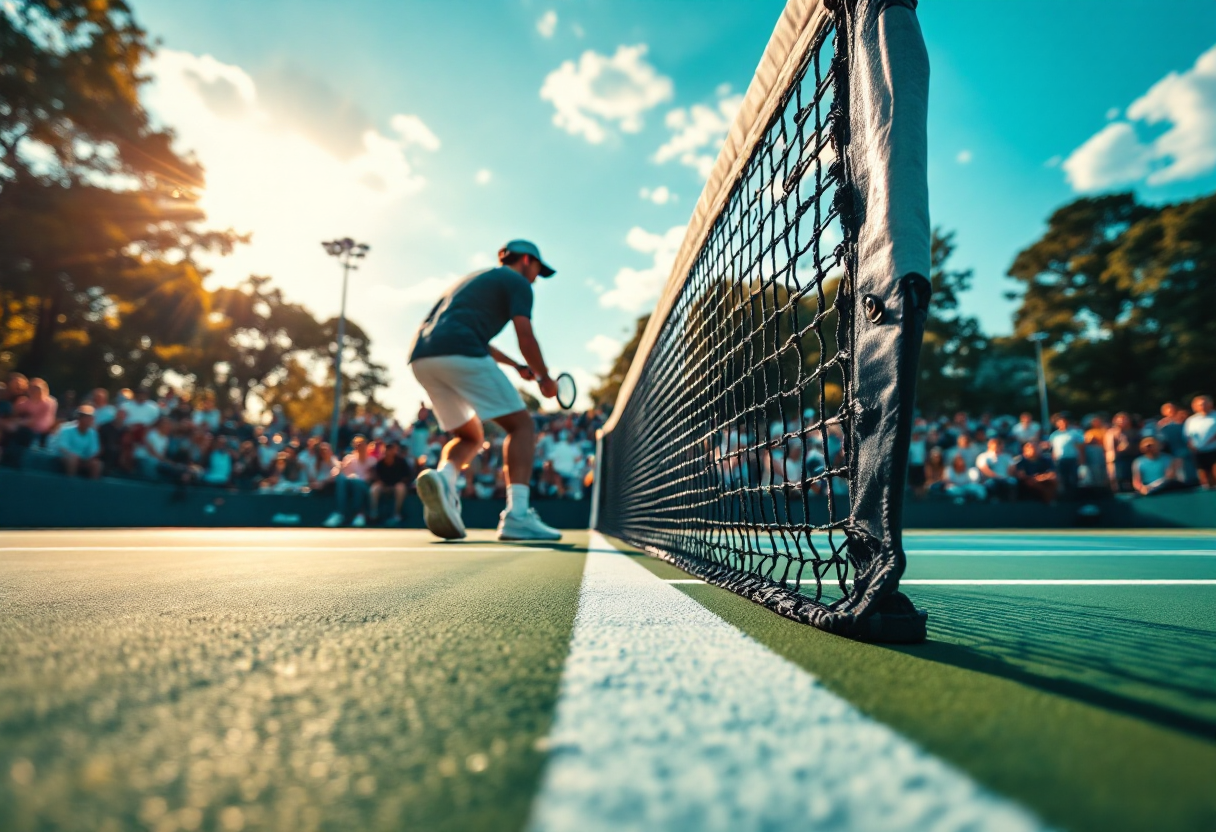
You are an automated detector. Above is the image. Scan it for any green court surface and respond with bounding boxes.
[2,529,1214,831]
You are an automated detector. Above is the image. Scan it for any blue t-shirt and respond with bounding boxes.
[409,267,533,361]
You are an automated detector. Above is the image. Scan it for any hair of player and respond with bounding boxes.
[498,250,527,267]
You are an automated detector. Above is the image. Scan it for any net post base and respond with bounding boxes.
[839,591,927,644]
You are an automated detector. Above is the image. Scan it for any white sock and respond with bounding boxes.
[507,484,530,517]
[438,462,458,489]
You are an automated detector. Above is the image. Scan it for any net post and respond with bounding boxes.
[589,429,604,531]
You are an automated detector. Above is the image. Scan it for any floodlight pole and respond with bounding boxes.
[322,238,370,513]
[1030,332,1050,430]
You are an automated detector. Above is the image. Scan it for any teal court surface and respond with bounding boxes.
[1,528,1213,831]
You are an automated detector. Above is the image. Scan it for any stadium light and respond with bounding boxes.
[322,237,371,510]
[1029,332,1051,430]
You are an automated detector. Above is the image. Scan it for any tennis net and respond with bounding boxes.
[594,0,932,642]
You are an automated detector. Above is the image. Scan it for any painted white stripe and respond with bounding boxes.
[743,548,1216,557]
[904,550,1216,557]
[0,546,551,553]
[526,533,1047,832]
[900,579,1216,586]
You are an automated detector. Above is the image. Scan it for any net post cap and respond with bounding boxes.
[502,239,556,277]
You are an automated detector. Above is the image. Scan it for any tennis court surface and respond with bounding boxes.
[1,528,1213,832]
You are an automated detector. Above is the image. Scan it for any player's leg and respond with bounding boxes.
[414,420,476,540]
[492,409,560,541]
[410,358,477,539]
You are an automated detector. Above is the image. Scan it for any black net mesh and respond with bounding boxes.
[597,2,918,635]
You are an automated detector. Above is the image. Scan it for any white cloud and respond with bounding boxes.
[537,10,558,38]
[585,334,623,370]
[639,185,673,204]
[540,44,673,144]
[141,49,443,417]
[365,277,452,309]
[1105,107,1121,121]
[572,23,585,39]
[144,49,439,222]
[1064,43,1216,191]
[600,225,685,312]
[654,86,744,178]
[955,149,973,164]
[475,168,493,185]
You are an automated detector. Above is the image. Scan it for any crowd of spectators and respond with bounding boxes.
[906,398,1216,504]
[3,372,1213,514]
[0,373,605,526]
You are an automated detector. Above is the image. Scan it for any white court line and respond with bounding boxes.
[904,550,1216,557]
[526,533,1047,832]
[900,579,1216,586]
[0,546,551,553]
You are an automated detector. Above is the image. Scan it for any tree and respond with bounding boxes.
[1008,192,1214,413]
[0,0,242,385]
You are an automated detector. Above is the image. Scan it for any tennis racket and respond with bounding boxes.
[555,372,577,410]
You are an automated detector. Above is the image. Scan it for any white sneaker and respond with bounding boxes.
[497,508,562,542]
[323,511,344,528]
[352,514,367,528]
[416,469,467,539]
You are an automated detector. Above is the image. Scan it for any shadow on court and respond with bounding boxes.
[887,588,1216,739]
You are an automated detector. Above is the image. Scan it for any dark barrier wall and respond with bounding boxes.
[1,469,1213,530]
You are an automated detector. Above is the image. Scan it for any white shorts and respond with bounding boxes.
[411,354,526,431]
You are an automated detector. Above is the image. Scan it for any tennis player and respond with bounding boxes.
[408,240,562,541]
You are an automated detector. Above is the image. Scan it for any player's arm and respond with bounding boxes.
[512,316,557,398]
[487,345,534,380]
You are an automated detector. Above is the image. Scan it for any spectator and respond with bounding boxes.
[946,433,981,470]
[907,428,927,491]
[192,395,221,432]
[975,437,1016,501]
[943,454,986,502]
[307,443,338,492]
[260,451,309,493]
[1014,441,1058,504]
[87,388,118,427]
[370,442,412,525]
[98,406,127,471]
[1185,396,1216,489]
[1048,413,1085,498]
[1132,437,1184,497]
[922,447,946,495]
[201,435,236,486]
[1082,417,1110,489]
[1104,412,1137,493]
[120,386,161,427]
[1166,406,1200,486]
[324,434,373,527]
[537,460,565,499]
[0,373,31,464]
[54,406,102,478]
[134,417,194,484]
[1009,412,1041,446]
[19,378,57,446]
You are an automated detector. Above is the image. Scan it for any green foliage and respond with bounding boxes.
[0,0,389,414]
[1008,192,1216,413]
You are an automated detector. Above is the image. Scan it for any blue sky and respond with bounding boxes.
[134,0,1216,414]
